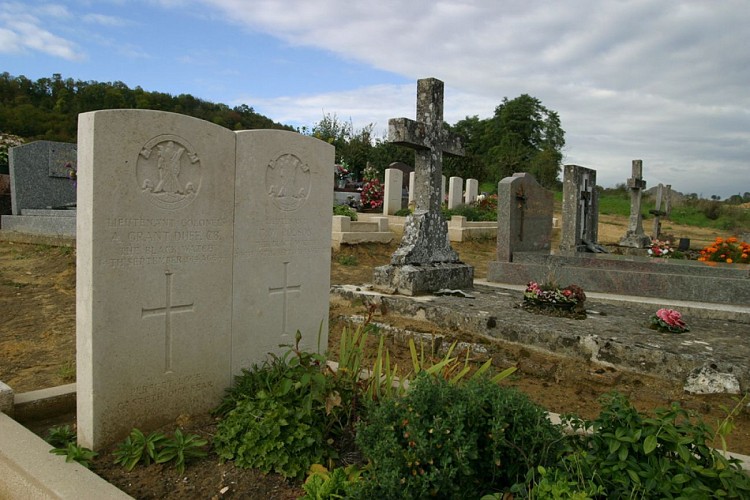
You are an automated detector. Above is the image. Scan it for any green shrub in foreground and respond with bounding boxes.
[544,393,750,499]
[355,374,563,499]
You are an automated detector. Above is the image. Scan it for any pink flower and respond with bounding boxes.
[656,308,686,328]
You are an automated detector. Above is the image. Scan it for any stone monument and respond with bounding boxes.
[76,110,333,449]
[619,160,651,248]
[372,78,473,294]
[559,164,602,253]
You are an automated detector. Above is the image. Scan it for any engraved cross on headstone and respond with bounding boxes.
[141,270,194,374]
[388,78,465,265]
[268,261,301,339]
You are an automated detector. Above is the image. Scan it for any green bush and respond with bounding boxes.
[551,393,750,498]
[333,204,358,220]
[213,346,335,479]
[394,207,412,217]
[355,374,563,498]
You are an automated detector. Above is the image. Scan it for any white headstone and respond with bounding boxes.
[408,171,416,205]
[448,176,463,209]
[464,178,478,205]
[232,130,333,371]
[383,167,403,215]
[76,111,333,449]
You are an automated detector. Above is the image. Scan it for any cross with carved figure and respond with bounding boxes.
[388,78,465,265]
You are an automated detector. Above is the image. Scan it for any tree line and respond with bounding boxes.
[1,73,566,189]
[0,73,293,144]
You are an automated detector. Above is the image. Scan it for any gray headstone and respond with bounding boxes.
[496,173,553,262]
[9,141,77,214]
[620,159,651,248]
[372,78,473,294]
[76,110,333,449]
[560,165,599,253]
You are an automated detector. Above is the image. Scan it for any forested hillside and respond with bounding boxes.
[0,73,293,143]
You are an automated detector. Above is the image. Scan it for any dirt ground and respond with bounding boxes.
[1,215,748,499]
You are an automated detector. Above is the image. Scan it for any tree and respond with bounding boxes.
[482,94,565,188]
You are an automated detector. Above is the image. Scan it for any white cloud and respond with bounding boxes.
[207,0,750,196]
[0,2,85,60]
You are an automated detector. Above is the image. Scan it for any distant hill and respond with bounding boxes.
[0,72,294,144]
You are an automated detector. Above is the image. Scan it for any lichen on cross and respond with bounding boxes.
[388,78,465,265]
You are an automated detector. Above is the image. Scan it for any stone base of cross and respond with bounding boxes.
[372,78,473,295]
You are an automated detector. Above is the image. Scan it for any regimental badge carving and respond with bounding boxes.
[265,153,311,211]
[137,135,201,210]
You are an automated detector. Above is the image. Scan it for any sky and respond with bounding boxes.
[1,0,749,198]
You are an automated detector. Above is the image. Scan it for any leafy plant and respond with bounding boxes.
[301,463,364,499]
[56,361,76,382]
[155,428,208,474]
[557,392,750,498]
[213,334,344,479]
[45,425,76,448]
[394,207,412,216]
[50,442,98,468]
[333,204,358,220]
[356,374,563,498]
[337,254,358,266]
[113,428,167,471]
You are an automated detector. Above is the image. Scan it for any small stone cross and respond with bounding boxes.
[388,78,465,265]
[268,261,301,339]
[141,270,194,373]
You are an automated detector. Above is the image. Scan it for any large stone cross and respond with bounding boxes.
[388,78,465,265]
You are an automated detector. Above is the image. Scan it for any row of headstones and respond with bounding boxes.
[497,161,670,261]
[383,167,479,215]
[75,110,334,450]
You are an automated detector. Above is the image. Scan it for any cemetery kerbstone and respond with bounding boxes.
[372,78,473,295]
[493,173,553,263]
[9,141,77,214]
[77,111,333,449]
[559,164,599,253]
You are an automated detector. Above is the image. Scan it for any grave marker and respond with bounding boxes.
[560,165,601,253]
[8,140,77,214]
[465,178,478,205]
[448,176,463,209]
[383,167,403,215]
[373,78,473,294]
[620,160,651,248]
[77,112,333,449]
[494,173,553,262]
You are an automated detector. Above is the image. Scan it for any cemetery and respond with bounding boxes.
[1,78,750,497]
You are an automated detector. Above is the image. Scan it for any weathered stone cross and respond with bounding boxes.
[388,78,465,265]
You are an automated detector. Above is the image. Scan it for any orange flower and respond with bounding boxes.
[726,258,733,264]
[728,237,738,243]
